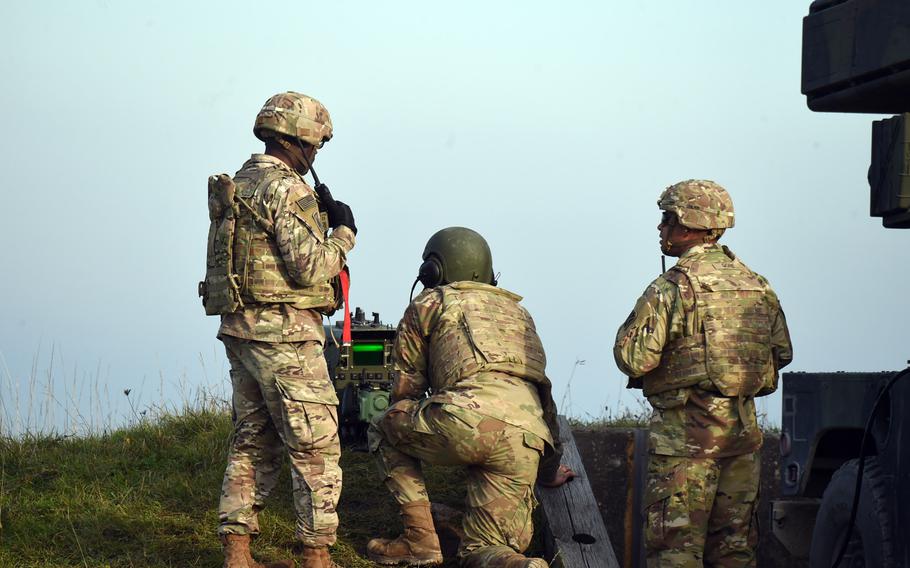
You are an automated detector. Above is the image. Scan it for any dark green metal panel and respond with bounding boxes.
[802,0,910,113]
[869,113,910,228]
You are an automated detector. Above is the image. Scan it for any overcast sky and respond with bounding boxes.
[1,1,906,434]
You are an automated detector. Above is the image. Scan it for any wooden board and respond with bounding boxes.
[536,416,621,568]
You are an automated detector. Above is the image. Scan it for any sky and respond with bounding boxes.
[1,1,907,435]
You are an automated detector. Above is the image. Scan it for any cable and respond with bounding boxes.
[831,366,910,568]
[408,277,421,303]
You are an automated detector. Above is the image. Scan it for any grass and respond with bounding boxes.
[0,393,787,567]
[0,402,495,568]
[0,348,650,567]
[569,405,650,431]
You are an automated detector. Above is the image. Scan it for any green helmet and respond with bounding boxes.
[419,227,495,287]
[658,179,735,230]
[253,91,333,147]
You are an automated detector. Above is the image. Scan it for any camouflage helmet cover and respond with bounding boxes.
[658,179,735,230]
[253,91,333,147]
[422,227,495,285]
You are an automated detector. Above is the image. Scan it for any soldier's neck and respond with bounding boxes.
[264,143,298,172]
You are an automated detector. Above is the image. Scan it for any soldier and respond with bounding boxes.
[613,180,793,567]
[206,92,356,568]
[366,227,575,568]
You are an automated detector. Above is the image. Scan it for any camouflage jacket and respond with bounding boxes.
[614,244,793,457]
[219,154,355,343]
[391,282,564,478]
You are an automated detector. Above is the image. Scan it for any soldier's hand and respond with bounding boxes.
[538,464,576,488]
[331,201,357,235]
[314,182,335,204]
[315,183,357,235]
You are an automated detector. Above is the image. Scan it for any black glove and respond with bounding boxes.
[315,183,357,235]
[314,182,335,204]
[331,200,357,235]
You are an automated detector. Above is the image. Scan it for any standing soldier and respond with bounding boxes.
[201,92,356,568]
[613,180,792,568]
[366,227,575,568]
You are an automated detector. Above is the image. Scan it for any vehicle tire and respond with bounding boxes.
[809,457,894,568]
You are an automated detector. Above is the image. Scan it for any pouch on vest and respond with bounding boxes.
[695,273,773,398]
[458,287,547,380]
[199,174,243,315]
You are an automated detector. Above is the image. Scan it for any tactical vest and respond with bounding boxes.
[429,282,549,392]
[642,249,775,398]
[200,163,337,316]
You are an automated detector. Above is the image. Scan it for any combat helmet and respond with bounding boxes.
[419,227,496,288]
[658,179,735,230]
[253,91,333,148]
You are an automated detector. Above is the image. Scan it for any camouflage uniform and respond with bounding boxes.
[369,281,563,567]
[615,243,792,568]
[217,153,355,547]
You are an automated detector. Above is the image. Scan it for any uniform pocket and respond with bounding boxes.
[643,458,688,550]
[522,432,546,455]
[274,371,337,405]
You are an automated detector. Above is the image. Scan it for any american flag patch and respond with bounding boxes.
[296,194,316,211]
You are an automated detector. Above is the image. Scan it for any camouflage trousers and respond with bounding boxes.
[368,400,545,566]
[218,336,341,547]
[644,452,760,568]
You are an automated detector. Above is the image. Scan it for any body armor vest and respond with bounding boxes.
[429,282,549,392]
[642,248,775,398]
[232,166,336,311]
[200,161,336,316]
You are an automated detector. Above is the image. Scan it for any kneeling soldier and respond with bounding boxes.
[367,227,574,568]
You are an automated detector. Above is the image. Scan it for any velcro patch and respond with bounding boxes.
[291,189,326,239]
[296,194,316,212]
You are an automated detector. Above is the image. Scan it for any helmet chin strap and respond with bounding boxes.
[295,138,321,186]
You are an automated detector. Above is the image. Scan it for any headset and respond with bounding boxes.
[418,255,445,289]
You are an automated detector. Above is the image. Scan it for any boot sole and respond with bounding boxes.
[367,553,444,566]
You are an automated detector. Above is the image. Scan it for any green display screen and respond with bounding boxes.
[352,343,385,366]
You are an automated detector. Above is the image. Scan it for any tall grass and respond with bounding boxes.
[0,344,229,439]
[0,396,476,567]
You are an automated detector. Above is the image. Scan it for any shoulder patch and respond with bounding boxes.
[296,193,316,212]
[289,186,327,239]
[663,266,688,286]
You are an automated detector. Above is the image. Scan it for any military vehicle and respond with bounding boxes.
[324,307,397,447]
[770,2,910,566]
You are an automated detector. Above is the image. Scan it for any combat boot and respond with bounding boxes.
[367,501,444,565]
[461,546,549,568]
[297,546,340,568]
[220,534,294,568]
[489,553,548,568]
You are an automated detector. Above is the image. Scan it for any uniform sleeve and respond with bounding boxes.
[767,288,794,370]
[536,386,565,482]
[390,292,441,402]
[273,182,356,287]
[613,278,675,379]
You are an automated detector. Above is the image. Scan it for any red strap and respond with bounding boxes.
[339,268,351,345]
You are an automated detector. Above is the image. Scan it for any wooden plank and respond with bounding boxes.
[536,416,621,568]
